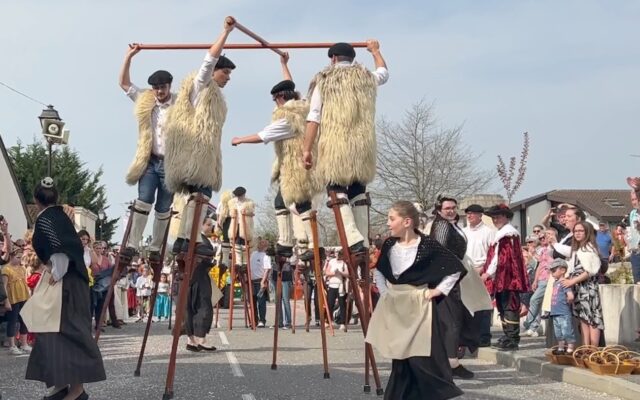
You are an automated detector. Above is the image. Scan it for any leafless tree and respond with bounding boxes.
[372,100,494,230]
[496,132,530,204]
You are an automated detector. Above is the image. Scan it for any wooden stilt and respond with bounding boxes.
[309,211,331,378]
[271,258,284,370]
[228,240,237,331]
[95,204,134,342]
[134,211,174,376]
[301,266,311,332]
[292,268,299,334]
[327,191,383,395]
[163,194,206,400]
[241,213,257,330]
[168,261,174,330]
[320,276,336,337]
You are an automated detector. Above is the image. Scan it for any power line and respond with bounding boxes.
[0,80,48,107]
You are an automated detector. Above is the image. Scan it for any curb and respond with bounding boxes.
[476,347,640,400]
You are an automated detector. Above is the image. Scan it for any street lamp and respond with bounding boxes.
[38,105,65,177]
[98,210,106,241]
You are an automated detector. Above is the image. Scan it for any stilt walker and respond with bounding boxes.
[160,17,238,399]
[226,187,256,330]
[118,42,175,267]
[164,195,208,400]
[302,40,389,395]
[135,210,174,376]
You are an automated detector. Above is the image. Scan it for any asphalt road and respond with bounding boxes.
[0,300,623,400]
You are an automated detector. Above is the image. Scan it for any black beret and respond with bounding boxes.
[270,80,296,95]
[464,204,485,214]
[215,55,236,70]
[147,70,173,86]
[232,186,246,197]
[328,42,356,59]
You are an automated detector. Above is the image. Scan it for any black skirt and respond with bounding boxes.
[26,269,106,387]
[436,284,480,357]
[385,304,463,400]
[185,259,214,337]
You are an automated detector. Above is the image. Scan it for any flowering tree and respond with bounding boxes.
[496,132,530,204]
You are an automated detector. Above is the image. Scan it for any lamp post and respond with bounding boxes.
[98,210,106,241]
[38,105,62,177]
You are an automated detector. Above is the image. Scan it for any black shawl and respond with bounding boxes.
[32,206,88,282]
[376,232,467,287]
[429,215,467,259]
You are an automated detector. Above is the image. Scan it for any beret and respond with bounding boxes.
[147,70,173,85]
[270,80,295,95]
[328,42,355,59]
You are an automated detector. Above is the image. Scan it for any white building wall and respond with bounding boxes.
[0,148,28,240]
[525,200,551,235]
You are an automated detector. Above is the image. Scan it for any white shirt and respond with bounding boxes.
[136,275,153,297]
[388,237,459,296]
[50,253,69,282]
[125,53,220,156]
[306,62,389,124]
[463,222,496,268]
[250,250,272,280]
[258,119,296,144]
[326,258,347,288]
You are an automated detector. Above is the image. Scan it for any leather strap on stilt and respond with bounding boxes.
[326,197,349,208]
[352,193,372,207]
[276,209,290,216]
[132,207,151,215]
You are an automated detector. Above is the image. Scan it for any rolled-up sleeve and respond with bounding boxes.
[373,67,389,86]
[126,84,140,102]
[436,272,461,296]
[306,87,322,123]
[257,119,294,143]
[50,253,69,282]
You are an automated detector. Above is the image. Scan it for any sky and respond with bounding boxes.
[1,0,639,238]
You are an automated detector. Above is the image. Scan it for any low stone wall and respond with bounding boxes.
[599,284,640,346]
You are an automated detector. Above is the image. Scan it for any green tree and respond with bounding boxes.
[8,139,118,243]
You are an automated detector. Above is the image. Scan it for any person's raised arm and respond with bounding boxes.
[367,39,386,70]
[209,17,236,59]
[280,52,292,81]
[119,44,141,92]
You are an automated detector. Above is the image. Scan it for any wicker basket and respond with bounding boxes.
[602,345,628,355]
[617,351,640,375]
[572,345,599,368]
[587,351,635,375]
[545,347,575,366]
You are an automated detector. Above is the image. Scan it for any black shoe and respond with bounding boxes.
[494,340,519,351]
[478,340,492,348]
[43,387,69,400]
[496,335,507,344]
[172,238,184,255]
[276,244,293,258]
[452,365,475,379]
[349,241,367,254]
[198,344,217,352]
[75,392,89,400]
[149,250,162,263]
[299,250,314,262]
[186,344,201,352]
[551,348,566,356]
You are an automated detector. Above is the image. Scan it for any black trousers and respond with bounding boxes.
[274,188,312,214]
[305,280,321,322]
[496,290,521,342]
[326,287,346,324]
[326,182,366,200]
[92,290,117,328]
